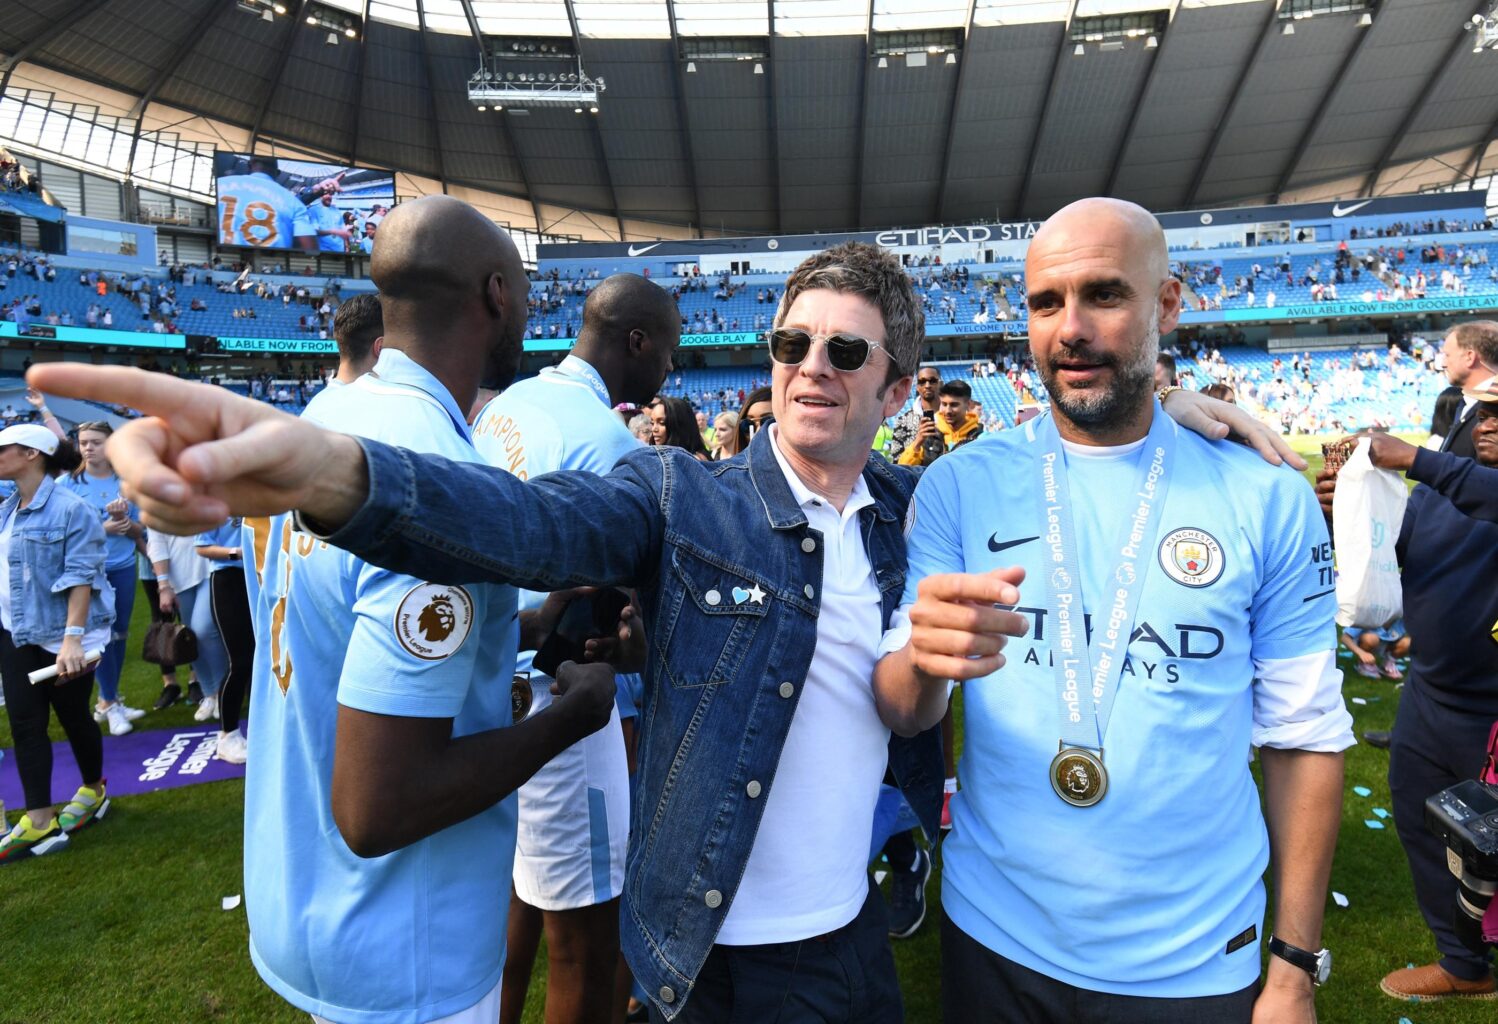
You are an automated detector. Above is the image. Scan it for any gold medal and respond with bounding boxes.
[511,674,533,723]
[1050,747,1108,807]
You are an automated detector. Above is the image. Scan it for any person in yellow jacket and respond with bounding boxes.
[897,379,983,466]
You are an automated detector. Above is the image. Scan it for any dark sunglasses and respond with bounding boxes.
[767,328,886,373]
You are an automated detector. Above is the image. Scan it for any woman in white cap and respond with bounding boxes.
[0,423,116,863]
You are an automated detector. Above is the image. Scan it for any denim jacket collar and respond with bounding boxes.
[9,474,58,516]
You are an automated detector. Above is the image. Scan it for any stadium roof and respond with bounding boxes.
[3,0,1498,237]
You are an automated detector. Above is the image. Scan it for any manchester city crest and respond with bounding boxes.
[1158,528,1224,588]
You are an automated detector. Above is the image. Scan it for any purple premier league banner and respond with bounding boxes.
[0,727,246,807]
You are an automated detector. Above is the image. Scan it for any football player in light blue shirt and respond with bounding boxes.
[470,274,677,1022]
[309,192,353,253]
[239,197,616,1024]
[216,156,316,252]
[876,199,1352,1024]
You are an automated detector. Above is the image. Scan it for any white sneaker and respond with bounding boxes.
[215,728,248,764]
[193,695,219,722]
[93,705,107,723]
[105,702,134,737]
[120,704,146,722]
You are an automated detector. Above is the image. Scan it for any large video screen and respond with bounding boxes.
[214,153,395,254]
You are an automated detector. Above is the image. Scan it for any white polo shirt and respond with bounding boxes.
[715,427,891,945]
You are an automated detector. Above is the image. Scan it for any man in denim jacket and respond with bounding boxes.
[35,247,1296,1022]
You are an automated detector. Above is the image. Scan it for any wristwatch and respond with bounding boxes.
[1268,935,1332,986]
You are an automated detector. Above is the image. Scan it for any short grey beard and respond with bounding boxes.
[1042,316,1160,432]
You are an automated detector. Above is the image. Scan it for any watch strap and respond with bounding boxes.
[1268,935,1325,982]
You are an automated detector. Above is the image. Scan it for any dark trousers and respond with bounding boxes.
[941,915,1258,1024]
[650,884,903,1024]
[1388,677,1497,980]
[209,567,253,733]
[0,629,102,811]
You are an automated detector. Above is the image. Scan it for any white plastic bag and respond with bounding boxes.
[1331,438,1406,629]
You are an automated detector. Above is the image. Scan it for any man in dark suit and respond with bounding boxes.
[1437,321,1498,458]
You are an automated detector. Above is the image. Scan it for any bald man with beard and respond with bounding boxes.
[876,198,1352,1024]
[237,195,618,1024]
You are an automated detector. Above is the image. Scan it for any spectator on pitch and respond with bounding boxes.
[1203,382,1237,404]
[195,520,252,764]
[472,273,676,1024]
[0,425,115,864]
[1154,351,1177,389]
[888,366,942,462]
[148,529,227,721]
[648,396,710,460]
[897,380,982,467]
[31,246,1289,1021]
[1316,392,1498,1002]
[710,410,740,460]
[881,199,1350,1023]
[59,421,146,736]
[1339,620,1408,682]
[1432,321,1498,457]
[315,292,384,392]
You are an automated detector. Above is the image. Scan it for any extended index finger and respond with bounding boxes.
[28,365,204,423]
[917,568,1025,606]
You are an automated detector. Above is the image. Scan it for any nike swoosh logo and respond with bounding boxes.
[1330,200,1372,218]
[988,534,1039,553]
[627,243,661,256]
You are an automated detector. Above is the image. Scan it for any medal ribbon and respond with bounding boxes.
[544,354,613,410]
[1038,405,1175,753]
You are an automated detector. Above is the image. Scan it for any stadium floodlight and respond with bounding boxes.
[1145,34,1158,48]
[1465,6,1498,52]
[753,62,763,74]
[686,61,697,73]
[1358,11,1372,25]
[1073,42,1085,55]
[877,56,888,68]
[946,51,956,64]
[469,58,606,110]
[1282,22,1295,34]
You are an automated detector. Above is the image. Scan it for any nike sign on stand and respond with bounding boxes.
[1331,200,1372,218]
[627,243,662,256]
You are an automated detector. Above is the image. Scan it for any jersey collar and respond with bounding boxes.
[363,348,472,441]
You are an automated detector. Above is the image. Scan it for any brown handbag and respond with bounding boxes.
[141,618,198,666]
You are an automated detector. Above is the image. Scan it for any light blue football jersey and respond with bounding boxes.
[243,349,519,1024]
[901,411,1338,998]
[471,354,638,683]
[216,172,315,249]
[308,199,349,252]
[195,520,243,572]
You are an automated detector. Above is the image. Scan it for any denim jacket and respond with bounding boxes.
[2,476,115,647]
[318,426,943,1019]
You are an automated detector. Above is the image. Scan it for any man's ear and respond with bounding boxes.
[882,374,913,418]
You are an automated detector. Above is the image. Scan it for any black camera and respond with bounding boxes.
[1424,779,1498,952]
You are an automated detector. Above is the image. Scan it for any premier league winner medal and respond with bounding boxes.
[1050,746,1107,807]
[1037,408,1176,809]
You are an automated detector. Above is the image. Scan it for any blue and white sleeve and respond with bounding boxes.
[1249,472,1354,751]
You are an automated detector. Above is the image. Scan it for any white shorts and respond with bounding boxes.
[311,977,502,1024]
[512,675,629,912]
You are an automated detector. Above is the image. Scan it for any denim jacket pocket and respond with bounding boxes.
[659,542,771,689]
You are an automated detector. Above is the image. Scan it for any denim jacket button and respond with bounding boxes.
[778,681,794,698]
[801,537,816,553]
[746,780,761,799]
[803,584,814,599]
[704,889,723,909]
[659,987,676,1004]
[705,589,721,606]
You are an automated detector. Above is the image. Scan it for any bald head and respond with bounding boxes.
[574,274,681,406]
[1029,198,1168,284]
[579,274,678,345]
[371,195,523,316]
[369,195,529,391]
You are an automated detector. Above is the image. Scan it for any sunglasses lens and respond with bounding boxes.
[825,335,871,372]
[769,329,812,365]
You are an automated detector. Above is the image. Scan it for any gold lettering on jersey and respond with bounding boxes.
[472,412,528,480]
[247,516,273,587]
[271,520,294,696]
